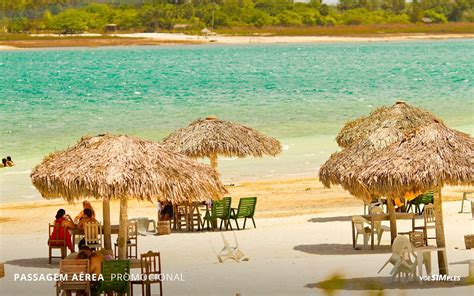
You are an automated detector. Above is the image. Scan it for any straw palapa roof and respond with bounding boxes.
[335,101,439,149]
[31,134,227,204]
[356,120,474,198]
[161,117,282,158]
[319,126,407,201]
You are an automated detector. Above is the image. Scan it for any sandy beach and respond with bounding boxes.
[115,32,474,44]
[1,33,474,49]
[1,178,473,295]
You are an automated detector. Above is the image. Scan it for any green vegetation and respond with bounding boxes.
[0,0,473,34]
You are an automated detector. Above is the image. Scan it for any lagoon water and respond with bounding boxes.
[1,40,473,203]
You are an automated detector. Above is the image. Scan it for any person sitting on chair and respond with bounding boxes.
[158,200,173,221]
[75,200,96,222]
[77,208,99,249]
[49,209,76,253]
[76,246,103,296]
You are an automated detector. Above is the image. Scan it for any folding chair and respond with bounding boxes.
[210,232,248,263]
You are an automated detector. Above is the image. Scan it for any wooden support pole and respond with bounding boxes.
[210,153,218,169]
[387,197,397,244]
[118,196,128,260]
[434,187,448,275]
[103,197,111,250]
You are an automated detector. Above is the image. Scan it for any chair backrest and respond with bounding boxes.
[235,197,257,218]
[58,259,90,288]
[49,223,67,246]
[352,216,369,232]
[141,251,162,283]
[423,204,436,225]
[369,206,384,229]
[392,235,412,256]
[127,220,138,242]
[420,192,434,204]
[84,222,102,246]
[101,260,130,293]
[212,196,232,219]
[409,231,425,248]
[131,217,151,234]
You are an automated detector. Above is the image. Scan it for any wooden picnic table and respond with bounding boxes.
[70,225,119,252]
[351,213,419,250]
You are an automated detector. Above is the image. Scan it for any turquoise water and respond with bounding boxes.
[1,40,473,203]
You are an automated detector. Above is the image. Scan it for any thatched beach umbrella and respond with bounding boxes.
[162,117,282,169]
[320,101,442,241]
[356,120,474,274]
[335,101,438,149]
[31,134,227,259]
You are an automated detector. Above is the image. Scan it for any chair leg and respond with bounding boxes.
[159,281,163,296]
[377,230,383,246]
[49,247,52,264]
[234,219,240,230]
[251,217,256,228]
[363,234,370,249]
[225,220,232,230]
[219,219,224,230]
[243,218,247,229]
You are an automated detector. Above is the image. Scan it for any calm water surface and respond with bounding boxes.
[1,40,473,203]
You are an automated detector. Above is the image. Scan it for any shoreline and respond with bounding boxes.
[1,176,472,224]
[1,33,474,50]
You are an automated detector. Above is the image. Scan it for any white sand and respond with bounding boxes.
[0,45,19,51]
[1,201,473,295]
[114,32,474,44]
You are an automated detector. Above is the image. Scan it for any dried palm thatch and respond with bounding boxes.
[161,117,282,159]
[31,134,227,204]
[320,101,444,202]
[335,101,439,149]
[319,126,407,202]
[356,120,474,198]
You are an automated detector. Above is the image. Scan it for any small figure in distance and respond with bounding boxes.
[6,156,14,167]
[0,158,6,168]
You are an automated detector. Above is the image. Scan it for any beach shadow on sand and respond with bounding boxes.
[6,258,59,269]
[294,244,392,255]
[307,216,352,223]
[306,276,474,291]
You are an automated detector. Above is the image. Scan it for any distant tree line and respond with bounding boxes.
[1,0,473,33]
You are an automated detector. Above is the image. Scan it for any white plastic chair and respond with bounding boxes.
[129,217,156,235]
[370,206,391,245]
[378,235,417,284]
[352,216,372,249]
[210,232,248,263]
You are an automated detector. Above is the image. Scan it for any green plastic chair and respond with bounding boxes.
[230,197,257,230]
[97,259,130,296]
[408,192,434,214]
[202,197,232,230]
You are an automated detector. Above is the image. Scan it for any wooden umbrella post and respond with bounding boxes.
[210,152,218,170]
[434,187,448,275]
[118,196,128,260]
[387,197,397,244]
[103,197,112,250]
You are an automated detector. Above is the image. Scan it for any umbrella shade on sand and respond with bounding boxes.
[356,120,474,274]
[161,117,282,169]
[31,134,227,259]
[335,101,439,149]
